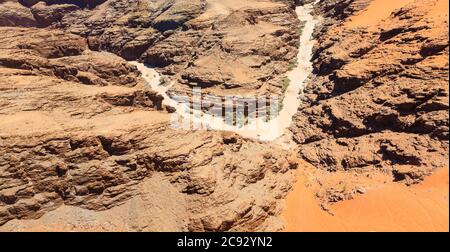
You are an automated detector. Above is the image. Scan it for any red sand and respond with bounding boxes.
[346,0,416,30]
[282,167,449,232]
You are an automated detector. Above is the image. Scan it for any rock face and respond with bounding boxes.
[0,0,448,231]
[2,0,301,98]
[0,0,301,231]
[0,0,37,27]
[291,0,449,185]
[0,126,298,230]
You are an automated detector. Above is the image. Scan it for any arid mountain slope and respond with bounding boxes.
[291,0,449,184]
[281,0,448,231]
[0,0,448,232]
[0,0,300,231]
[2,0,301,97]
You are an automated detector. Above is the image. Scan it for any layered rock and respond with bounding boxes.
[0,0,37,27]
[1,0,448,231]
[291,0,449,186]
[0,0,301,231]
[2,0,301,97]
[0,125,298,230]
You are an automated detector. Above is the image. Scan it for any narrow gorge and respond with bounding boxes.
[130,2,319,142]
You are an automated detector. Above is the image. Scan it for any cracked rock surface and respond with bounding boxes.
[0,0,301,231]
[0,0,448,231]
[291,0,448,184]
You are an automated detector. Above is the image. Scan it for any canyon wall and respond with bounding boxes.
[0,0,300,231]
[0,0,448,231]
[292,0,448,183]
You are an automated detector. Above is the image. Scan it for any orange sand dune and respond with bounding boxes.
[282,167,449,232]
[346,0,417,30]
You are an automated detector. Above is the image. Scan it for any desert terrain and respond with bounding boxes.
[0,0,448,232]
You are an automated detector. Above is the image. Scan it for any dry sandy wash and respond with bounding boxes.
[0,0,449,232]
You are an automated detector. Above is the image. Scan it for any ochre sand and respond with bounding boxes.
[282,164,449,232]
[347,0,449,31]
[346,0,417,30]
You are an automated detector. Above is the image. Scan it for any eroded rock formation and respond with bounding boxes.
[0,0,301,231]
[0,0,448,231]
[291,0,449,186]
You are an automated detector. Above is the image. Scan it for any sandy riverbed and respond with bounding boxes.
[131,3,319,143]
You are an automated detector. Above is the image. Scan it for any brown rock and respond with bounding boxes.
[0,1,37,27]
[291,0,449,182]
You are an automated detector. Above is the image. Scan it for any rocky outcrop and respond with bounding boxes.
[2,0,301,98]
[1,0,448,231]
[291,0,449,185]
[30,2,80,27]
[0,0,301,231]
[0,127,297,230]
[0,0,37,27]
[1,0,302,116]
